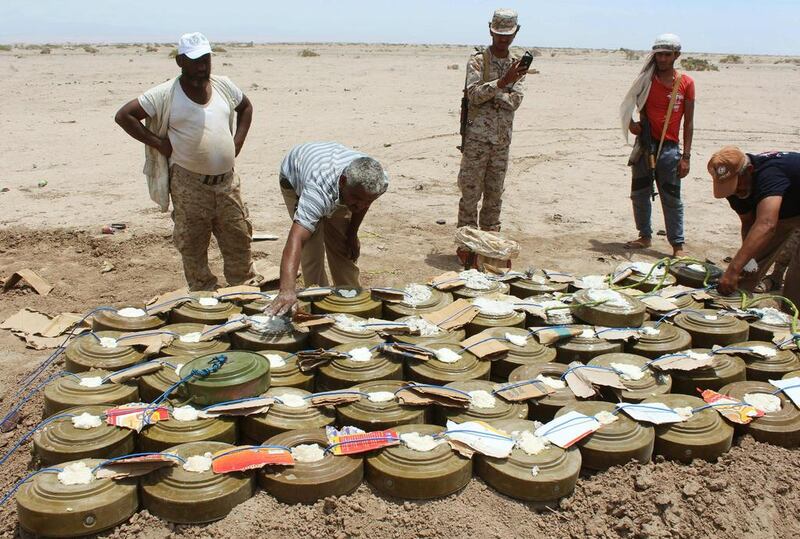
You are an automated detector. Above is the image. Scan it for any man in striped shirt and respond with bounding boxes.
[270,142,389,314]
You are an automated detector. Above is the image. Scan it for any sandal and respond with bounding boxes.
[755,275,779,294]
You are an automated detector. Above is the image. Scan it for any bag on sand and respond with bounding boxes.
[455,227,520,270]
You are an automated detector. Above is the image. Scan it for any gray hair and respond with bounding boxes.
[343,157,388,196]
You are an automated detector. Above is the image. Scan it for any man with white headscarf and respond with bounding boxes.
[620,34,695,257]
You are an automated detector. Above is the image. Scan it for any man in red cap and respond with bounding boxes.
[707,146,800,307]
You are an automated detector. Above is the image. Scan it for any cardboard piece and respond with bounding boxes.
[422,299,479,330]
[639,295,679,313]
[253,263,284,287]
[105,361,163,384]
[700,389,763,424]
[616,402,686,424]
[446,438,476,458]
[328,429,400,455]
[658,285,697,299]
[214,285,265,301]
[297,349,350,373]
[460,333,509,360]
[770,377,800,409]
[309,392,363,406]
[542,269,575,284]
[117,332,175,356]
[2,269,53,296]
[444,420,515,458]
[691,290,714,302]
[530,326,583,346]
[293,310,334,328]
[296,287,333,300]
[563,366,597,398]
[649,352,714,371]
[428,271,465,291]
[492,380,553,402]
[379,343,436,362]
[395,383,471,408]
[581,366,626,389]
[94,454,177,479]
[370,287,407,302]
[1,309,88,338]
[594,327,642,342]
[535,411,600,448]
[105,404,170,432]
[199,316,250,341]
[146,288,191,314]
[211,446,294,473]
[203,397,275,417]
[772,332,798,351]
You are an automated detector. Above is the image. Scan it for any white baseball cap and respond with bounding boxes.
[178,32,212,59]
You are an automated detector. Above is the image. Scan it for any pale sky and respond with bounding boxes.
[1,0,799,55]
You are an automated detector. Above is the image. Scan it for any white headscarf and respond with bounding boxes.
[619,33,682,145]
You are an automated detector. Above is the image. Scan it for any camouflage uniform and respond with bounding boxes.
[170,164,258,291]
[457,48,525,231]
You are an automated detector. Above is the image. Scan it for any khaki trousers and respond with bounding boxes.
[280,184,360,287]
[739,215,800,310]
[170,165,258,291]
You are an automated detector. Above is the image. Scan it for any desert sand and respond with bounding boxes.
[1,43,799,537]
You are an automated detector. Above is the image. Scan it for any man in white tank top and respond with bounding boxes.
[115,32,261,291]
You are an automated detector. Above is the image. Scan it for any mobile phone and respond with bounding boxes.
[519,51,533,70]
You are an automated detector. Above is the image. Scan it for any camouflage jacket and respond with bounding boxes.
[464,47,525,146]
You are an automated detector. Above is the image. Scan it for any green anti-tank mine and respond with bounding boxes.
[479,326,556,381]
[169,294,243,325]
[451,279,510,300]
[230,315,310,353]
[381,286,453,320]
[240,386,335,445]
[311,287,383,318]
[405,342,490,385]
[509,276,569,298]
[475,418,581,503]
[335,379,430,431]
[554,325,624,364]
[33,405,135,466]
[570,288,647,328]
[365,423,472,500]
[464,299,526,337]
[259,428,363,503]
[159,323,231,357]
[728,341,800,381]
[643,394,733,463]
[255,350,314,390]
[43,370,139,416]
[137,411,238,452]
[673,309,750,348]
[138,357,183,402]
[141,441,255,524]
[626,322,693,359]
[91,307,166,333]
[508,362,587,422]
[315,341,403,392]
[555,401,654,470]
[394,315,466,345]
[668,260,723,289]
[177,351,270,407]
[309,314,383,349]
[438,379,528,425]
[667,349,746,394]
[588,353,672,403]
[63,331,146,373]
[719,380,800,448]
[16,459,138,538]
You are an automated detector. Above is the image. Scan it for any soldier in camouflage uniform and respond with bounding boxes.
[457,8,527,246]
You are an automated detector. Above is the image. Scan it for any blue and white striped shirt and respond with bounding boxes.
[279,142,366,232]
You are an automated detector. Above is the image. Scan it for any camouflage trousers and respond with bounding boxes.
[457,136,510,231]
[739,216,800,311]
[170,164,259,291]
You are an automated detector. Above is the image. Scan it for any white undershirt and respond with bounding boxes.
[167,84,238,176]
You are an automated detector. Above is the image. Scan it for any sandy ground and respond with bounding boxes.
[1,43,800,537]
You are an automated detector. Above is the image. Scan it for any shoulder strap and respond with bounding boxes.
[656,71,683,160]
[482,49,490,83]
